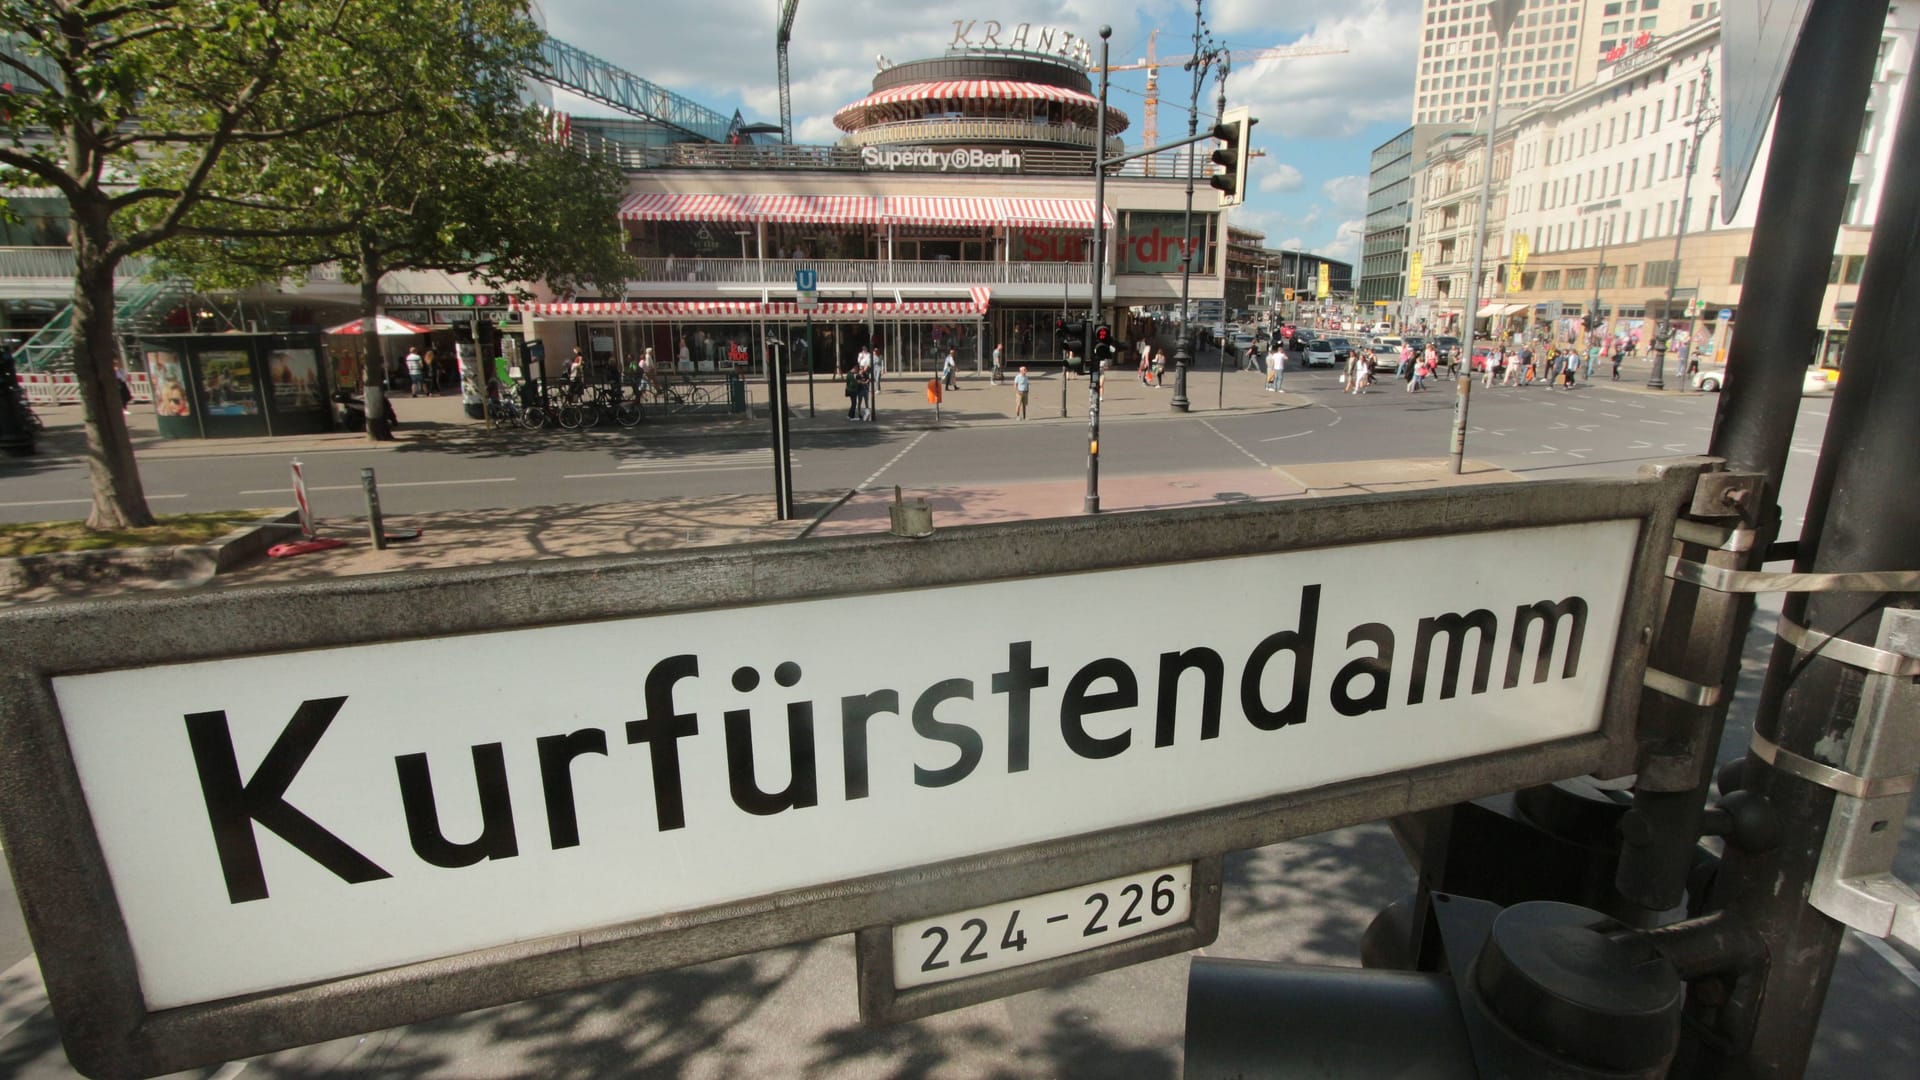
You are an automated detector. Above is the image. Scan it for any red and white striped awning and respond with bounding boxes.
[834,79,1128,133]
[514,294,992,321]
[999,197,1116,229]
[755,194,882,224]
[882,196,1003,227]
[618,193,759,221]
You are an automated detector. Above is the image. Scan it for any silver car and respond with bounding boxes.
[1304,340,1337,368]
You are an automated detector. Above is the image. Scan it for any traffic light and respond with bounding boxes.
[1093,323,1115,361]
[1058,316,1087,341]
[1209,106,1255,208]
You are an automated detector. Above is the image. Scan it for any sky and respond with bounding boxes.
[533,0,1424,266]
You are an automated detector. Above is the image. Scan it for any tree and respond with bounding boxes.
[0,0,548,528]
[150,75,635,439]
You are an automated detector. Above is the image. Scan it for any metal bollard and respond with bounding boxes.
[360,467,386,550]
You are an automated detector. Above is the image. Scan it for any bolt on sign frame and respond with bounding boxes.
[0,460,1706,1078]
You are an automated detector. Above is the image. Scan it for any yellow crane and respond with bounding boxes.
[1105,33,1348,170]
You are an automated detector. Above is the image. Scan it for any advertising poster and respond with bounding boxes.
[1120,212,1211,275]
[268,348,321,408]
[147,349,191,417]
[198,351,258,416]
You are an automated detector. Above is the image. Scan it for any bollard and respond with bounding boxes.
[887,485,933,538]
[1448,374,1471,474]
[360,467,386,550]
[291,459,314,539]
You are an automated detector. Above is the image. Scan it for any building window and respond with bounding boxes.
[1644,261,1673,287]
[1622,265,1638,288]
[1730,257,1747,284]
[1521,272,1538,291]
[1566,268,1589,290]
[1844,182,1862,224]
[1542,270,1562,290]
[1828,256,1842,284]
[1843,255,1866,284]
[1599,266,1619,289]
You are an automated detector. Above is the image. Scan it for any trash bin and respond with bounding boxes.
[727,371,746,413]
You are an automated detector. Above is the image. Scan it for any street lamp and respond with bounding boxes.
[1649,61,1717,390]
[1169,0,1223,413]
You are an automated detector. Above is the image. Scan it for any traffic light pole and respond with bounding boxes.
[1449,0,1519,475]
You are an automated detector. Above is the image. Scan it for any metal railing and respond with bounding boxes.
[0,247,155,280]
[572,139,1206,181]
[629,257,1093,288]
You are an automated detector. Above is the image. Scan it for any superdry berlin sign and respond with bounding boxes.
[860,146,1023,172]
[0,471,1697,1077]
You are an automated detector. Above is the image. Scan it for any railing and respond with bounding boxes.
[0,247,155,280]
[628,256,1093,288]
[842,117,1121,154]
[533,37,733,143]
[570,138,1206,181]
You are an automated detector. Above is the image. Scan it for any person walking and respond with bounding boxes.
[1266,341,1286,392]
[1139,348,1153,386]
[1611,342,1624,381]
[1151,348,1166,387]
[991,342,1004,385]
[858,355,874,420]
[1013,365,1030,419]
[845,366,861,419]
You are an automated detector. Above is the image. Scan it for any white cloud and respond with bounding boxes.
[1317,219,1367,263]
[1321,174,1368,213]
[1259,162,1304,193]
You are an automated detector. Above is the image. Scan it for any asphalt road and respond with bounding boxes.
[3,373,1913,1078]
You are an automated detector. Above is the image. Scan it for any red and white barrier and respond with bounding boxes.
[15,372,154,405]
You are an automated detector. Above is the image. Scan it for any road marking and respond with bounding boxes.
[1664,444,1691,453]
[1258,430,1314,442]
[0,953,47,1047]
[238,478,513,495]
[563,464,796,479]
[861,430,931,490]
[1662,409,1684,415]
[0,494,185,508]
[1202,419,1267,468]
[1530,445,1559,454]
[1566,406,1586,413]
[1629,440,1653,450]
[1566,449,1591,458]
[1640,419,1669,426]
[1601,412,1623,419]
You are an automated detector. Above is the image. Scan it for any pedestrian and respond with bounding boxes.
[1266,341,1286,392]
[1139,348,1152,386]
[845,366,861,419]
[991,342,1004,384]
[1563,352,1579,388]
[1013,365,1030,419]
[941,349,957,390]
[1611,343,1624,381]
[857,355,874,420]
[677,335,691,370]
[1151,348,1166,386]
[421,347,438,394]
[926,375,943,422]
[113,360,132,413]
[405,346,426,397]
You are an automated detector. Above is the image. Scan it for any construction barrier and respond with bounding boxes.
[14,372,152,405]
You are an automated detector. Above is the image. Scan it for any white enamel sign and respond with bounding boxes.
[53,520,1637,1010]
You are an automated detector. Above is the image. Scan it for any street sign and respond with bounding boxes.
[1718,0,1814,221]
[795,268,817,292]
[0,469,1703,1077]
[798,289,819,309]
[1719,308,1734,322]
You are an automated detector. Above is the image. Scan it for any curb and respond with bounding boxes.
[0,509,299,595]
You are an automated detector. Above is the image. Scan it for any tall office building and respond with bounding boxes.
[1415,0,1591,125]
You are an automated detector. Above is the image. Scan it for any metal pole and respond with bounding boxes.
[866,277,879,421]
[1449,2,1517,474]
[359,467,386,550]
[804,313,814,417]
[1085,26,1111,515]
[1061,259,1070,418]
[767,336,793,520]
[1215,66,1230,412]
[1673,6,1897,1074]
[1169,0,1208,413]
[1649,63,1716,390]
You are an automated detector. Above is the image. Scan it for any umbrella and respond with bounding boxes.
[322,314,434,336]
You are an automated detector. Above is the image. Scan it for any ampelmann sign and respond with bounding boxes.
[0,468,1700,1077]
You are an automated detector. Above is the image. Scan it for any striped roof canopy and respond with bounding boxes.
[834,79,1128,134]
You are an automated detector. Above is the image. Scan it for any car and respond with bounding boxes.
[1403,335,1426,355]
[1470,347,1500,372]
[1690,365,1839,394]
[1304,339,1337,368]
[1373,335,1405,353]
[1370,344,1400,370]
[1328,337,1355,363]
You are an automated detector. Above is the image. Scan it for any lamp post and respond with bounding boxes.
[1447,0,1521,475]
[1590,216,1614,369]
[1649,61,1717,390]
[1169,0,1222,413]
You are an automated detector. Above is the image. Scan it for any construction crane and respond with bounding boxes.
[777,0,801,144]
[1106,35,1348,162]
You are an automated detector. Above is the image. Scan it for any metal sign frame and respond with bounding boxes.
[0,462,1705,1079]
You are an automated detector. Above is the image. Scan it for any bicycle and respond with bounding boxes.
[654,377,716,414]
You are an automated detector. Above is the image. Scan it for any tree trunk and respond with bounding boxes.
[359,260,394,441]
[72,201,155,529]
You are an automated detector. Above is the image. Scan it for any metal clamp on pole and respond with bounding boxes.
[1665,557,1920,595]
[1642,667,1724,707]
[1670,518,1758,553]
[1805,608,1920,950]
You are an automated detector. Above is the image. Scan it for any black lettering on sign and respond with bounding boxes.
[913,678,980,788]
[991,641,1050,773]
[1506,598,1589,688]
[1061,657,1137,759]
[537,728,609,849]
[1332,623,1395,717]
[624,655,701,830]
[1241,584,1321,729]
[1408,609,1498,705]
[723,663,819,816]
[839,689,899,801]
[1154,647,1223,747]
[395,743,519,868]
[185,697,391,905]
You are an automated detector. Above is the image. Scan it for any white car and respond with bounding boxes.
[1304,340,1337,368]
[1692,365,1838,394]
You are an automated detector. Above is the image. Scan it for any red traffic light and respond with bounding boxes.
[1095,323,1113,343]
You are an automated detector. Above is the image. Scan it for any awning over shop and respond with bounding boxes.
[755,194,882,224]
[1000,197,1116,229]
[850,79,1102,111]
[883,196,1003,227]
[617,193,759,222]
[514,292,992,322]
[1475,302,1526,318]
